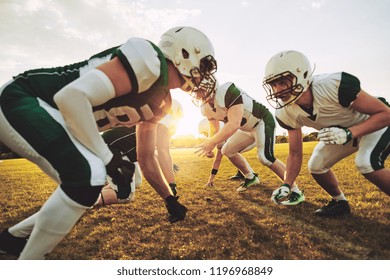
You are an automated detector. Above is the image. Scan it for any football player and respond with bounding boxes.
[0,26,216,259]
[198,118,256,188]
[95,99,184,205]
[194,82,303,202]
[262,50,390,217]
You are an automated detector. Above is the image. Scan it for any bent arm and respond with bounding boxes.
[349,90,390,137]
[210,104,243,146]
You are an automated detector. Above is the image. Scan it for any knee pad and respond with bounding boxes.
[60,185,103,207]
[308,153,329,174]
[355,153,375,174]
[221,144,237,158]
[256,151,273,167]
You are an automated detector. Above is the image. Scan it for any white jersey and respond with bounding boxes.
[201,82,269,132]
[276,72,368,130]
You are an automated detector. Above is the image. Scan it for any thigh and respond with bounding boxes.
[356,127,390,173]
[309,140,358,173]
[0,82,105,186]
[253,118,276,163]
[223,130,254,155]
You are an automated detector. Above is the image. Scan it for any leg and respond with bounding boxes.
[362,170,390,195]
[221,131,260,192]
[308,141,357,216]
[356,127,390,195]
[1,90,106,258]
[222,130,256,176]
[311,170,341,196]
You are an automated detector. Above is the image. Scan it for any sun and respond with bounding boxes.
[170,89,205,137]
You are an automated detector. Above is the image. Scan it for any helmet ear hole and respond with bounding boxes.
[182,48,189,59]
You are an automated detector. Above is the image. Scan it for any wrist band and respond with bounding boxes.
[343,128,353,144]
[211,168,218,175]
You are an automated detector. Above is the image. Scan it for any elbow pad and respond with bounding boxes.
[53,69,115,164]
[54,69,115,107]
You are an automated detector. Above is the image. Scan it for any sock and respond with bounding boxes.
[332,192,347,201]
[18,187,88,260]
[291,185,301,194]
[9,213,38,238]
[244,172,254,179]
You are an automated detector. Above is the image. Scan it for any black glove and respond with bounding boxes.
[165,195,187,223]
[106,153,135,192]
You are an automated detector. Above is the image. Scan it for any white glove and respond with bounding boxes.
[317,127,353,145]
[271,184,291,204]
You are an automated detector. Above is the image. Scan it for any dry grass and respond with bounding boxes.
[0,142,389,260]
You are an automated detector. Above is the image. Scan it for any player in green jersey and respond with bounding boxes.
[0,26,217,259]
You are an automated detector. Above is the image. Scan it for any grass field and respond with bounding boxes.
[0,142,389,260]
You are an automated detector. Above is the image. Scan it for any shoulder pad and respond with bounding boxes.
[118,38,161,93]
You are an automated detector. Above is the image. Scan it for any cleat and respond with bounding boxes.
[236,174,260,192]
[314,199,351,217]
[280,191,305,205]
[0,228,28,256]
[229,169,245,180]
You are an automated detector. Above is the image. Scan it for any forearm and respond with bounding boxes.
[54,69,115,164]
[284,153,302,186]
[349,113,390,138]
[210,122,239,146]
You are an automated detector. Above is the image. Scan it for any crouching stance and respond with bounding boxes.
[262,50,390,217]
[0,26,217,259]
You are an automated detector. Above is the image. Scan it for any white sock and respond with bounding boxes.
[332,192,347,201]
[291,185,300,193]
[9,213,38,238]
[18,187,88,260]
[244,172,254,179]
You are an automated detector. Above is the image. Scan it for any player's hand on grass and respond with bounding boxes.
[271,184,291,204]
[165,195,187,223]
[205,180,214,187]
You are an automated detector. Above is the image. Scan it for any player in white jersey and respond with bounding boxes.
[198,118,256,187]
[263,50,390,217]
[0,26,217,259]
[195,82,303,200]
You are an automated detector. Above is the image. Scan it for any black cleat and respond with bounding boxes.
[229,170,245,180]
[0,228,28,256]
[314,199,351,217]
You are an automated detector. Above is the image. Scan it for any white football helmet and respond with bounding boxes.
[262,50,315,109]
[170,98,184,120]
[198,118,210,137]
[158,26,217,105]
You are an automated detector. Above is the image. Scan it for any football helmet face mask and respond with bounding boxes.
[262,50,314,109]
[158,26,217,106]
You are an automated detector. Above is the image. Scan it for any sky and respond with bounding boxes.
[1,0,389,136]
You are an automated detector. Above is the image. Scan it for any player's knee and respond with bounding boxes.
[221,146,237,158]
[257,152,273,167]
[355,154,375,174]
[308,154,329,174]
[61,184,103,207]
